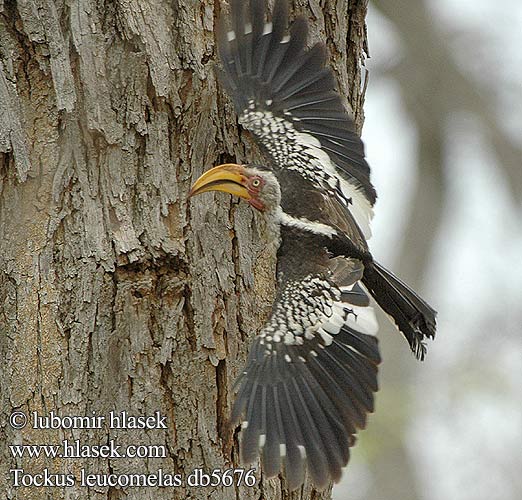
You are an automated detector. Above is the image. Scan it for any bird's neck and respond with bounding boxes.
[253,206,282,250]
[275,208,337,238]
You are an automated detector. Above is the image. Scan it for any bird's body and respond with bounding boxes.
[189,0,437,491]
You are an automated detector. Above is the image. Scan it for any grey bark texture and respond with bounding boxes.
[0,1,369,499]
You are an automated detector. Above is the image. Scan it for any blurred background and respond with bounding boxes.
[334,1,522,499]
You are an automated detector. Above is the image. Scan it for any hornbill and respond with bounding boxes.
[189,0,437,490]
[190,163,381,490]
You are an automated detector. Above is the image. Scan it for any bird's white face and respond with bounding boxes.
[189,163,280,212]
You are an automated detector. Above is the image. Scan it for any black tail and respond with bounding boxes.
[362,261,437,360]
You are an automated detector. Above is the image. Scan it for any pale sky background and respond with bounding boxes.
[334,1,522,499]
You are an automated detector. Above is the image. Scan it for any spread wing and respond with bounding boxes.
[217,0,376,238]
[230,229,381,490]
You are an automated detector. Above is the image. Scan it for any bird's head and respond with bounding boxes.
[189,163,281,212]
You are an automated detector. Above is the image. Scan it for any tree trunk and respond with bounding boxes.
[0,1,369,499]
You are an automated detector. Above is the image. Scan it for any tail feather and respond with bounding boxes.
[362,261,437,360]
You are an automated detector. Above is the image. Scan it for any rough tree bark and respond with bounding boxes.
[0,1,369,499]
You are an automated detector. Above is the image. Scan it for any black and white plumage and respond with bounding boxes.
[217,0,437,360]
[232,231,381,490]
[189,0,438,490]
[190,164,380,490]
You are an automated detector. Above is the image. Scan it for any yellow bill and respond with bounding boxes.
[189,163,251,201]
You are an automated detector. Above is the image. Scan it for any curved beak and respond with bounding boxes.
[189,163,251,201]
